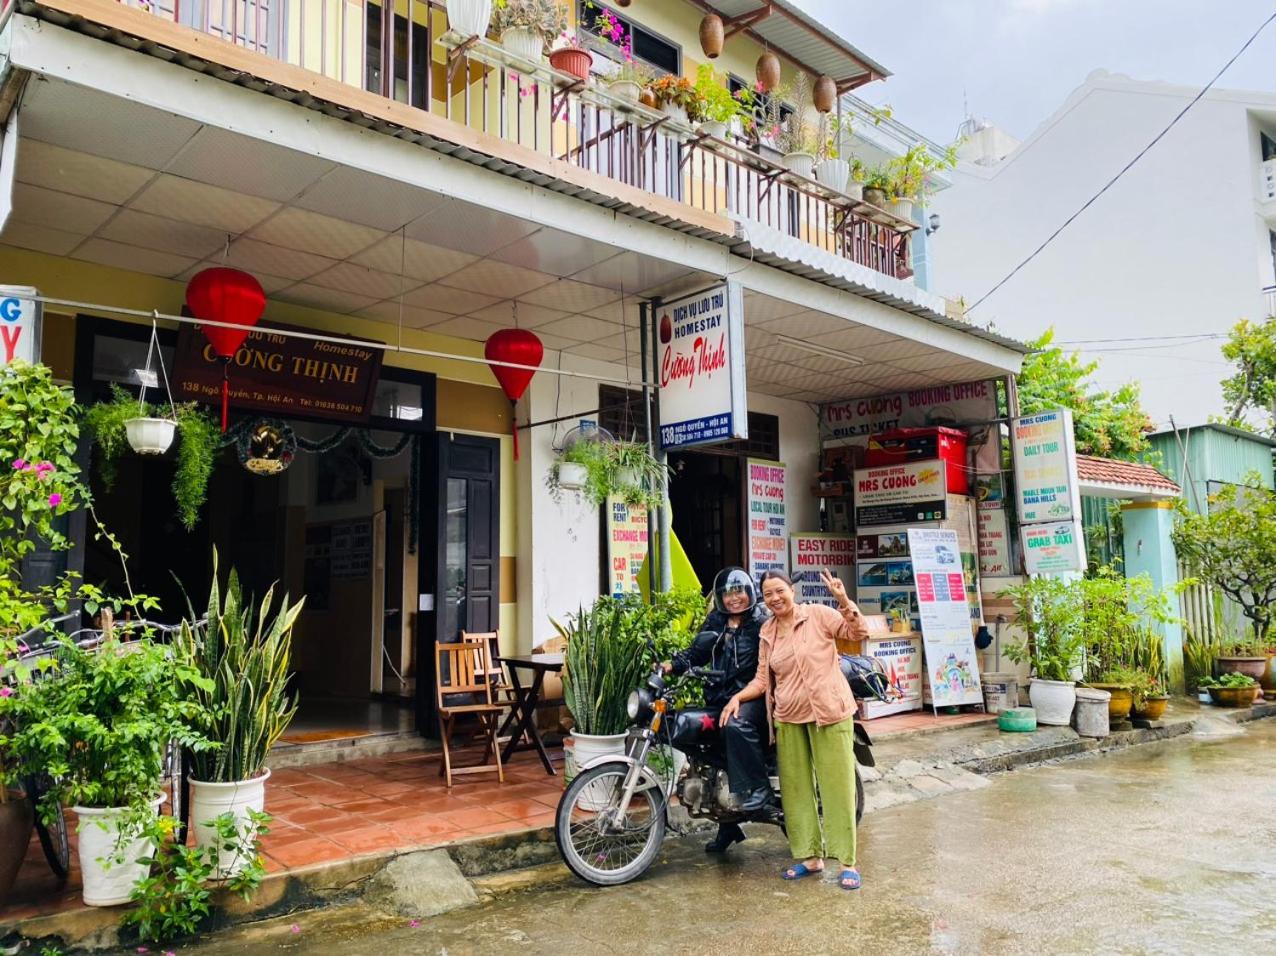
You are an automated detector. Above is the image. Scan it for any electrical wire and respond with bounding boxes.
[966,9,1276,315]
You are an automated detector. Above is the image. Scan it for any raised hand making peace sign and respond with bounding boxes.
[820,568,851,609]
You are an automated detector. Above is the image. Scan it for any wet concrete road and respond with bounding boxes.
[188,719,1276,955]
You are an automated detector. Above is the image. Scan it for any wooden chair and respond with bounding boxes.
[435,641,506,787]
[462,630,515,705]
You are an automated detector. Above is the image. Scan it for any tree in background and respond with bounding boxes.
[1017,329,1154,461]
[1219,317,1276,438]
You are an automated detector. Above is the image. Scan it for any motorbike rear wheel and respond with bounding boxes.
[555,762,667,886]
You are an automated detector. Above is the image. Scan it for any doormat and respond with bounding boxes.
[279,728,372,743]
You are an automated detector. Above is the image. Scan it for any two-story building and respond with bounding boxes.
[0,0,1024,738]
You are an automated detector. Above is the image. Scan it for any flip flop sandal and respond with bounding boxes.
[781,862,824,880]
[839,868,862,890]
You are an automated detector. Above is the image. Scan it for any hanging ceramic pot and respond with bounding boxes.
[699,14,724,59]
[814,74,836,113]
[125,417,177,455]
[756,51,781,93]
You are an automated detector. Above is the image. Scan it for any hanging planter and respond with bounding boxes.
[547,429,667,508]
[813,74,837,113]
[124,416,177,455]
[557,462,588,490]
[699,13,724,59]
[756,51,781,92]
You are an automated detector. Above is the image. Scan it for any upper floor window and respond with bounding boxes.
[1262,131,1276,162]
[578,1,680,76]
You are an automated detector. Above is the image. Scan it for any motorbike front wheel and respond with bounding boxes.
[555,762,667,886]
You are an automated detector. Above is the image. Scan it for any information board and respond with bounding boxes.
[788,533,856,607]
[747,459,787,580]
[907,528,983,710]
[606,497,649,597]
[853,461,948,527]
[1013,408,1081,525]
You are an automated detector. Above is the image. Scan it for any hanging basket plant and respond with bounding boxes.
[547,432,668,508]
[84,385,221,531]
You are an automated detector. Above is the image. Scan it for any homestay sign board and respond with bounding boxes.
[788,533,856,607]
[174,322,384,424]
[853,461,948,527]
[907,528,983,710]
[657,282,747,449]
[819,380,998,443]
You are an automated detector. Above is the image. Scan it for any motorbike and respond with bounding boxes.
[554,654,893,886]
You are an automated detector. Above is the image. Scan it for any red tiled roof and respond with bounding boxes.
[1075,455,1181,493]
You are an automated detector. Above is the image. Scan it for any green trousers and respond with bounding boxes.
[775,717,857,866]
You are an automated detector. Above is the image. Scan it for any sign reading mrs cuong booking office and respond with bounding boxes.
[174,322,384,423]
[657,282,747,449]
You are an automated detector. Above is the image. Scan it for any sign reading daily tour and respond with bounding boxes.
[0,286,41,366]
[1022,519,1087,575]
[788,533,856,607]
[746,459,787,580]
[606,497,649,597]
[1012,408,1081,524]
[907,528,983,711]
[819,379,998,443]
[657,282,747,449]
[853,461,948,527]
[174,322,384,424]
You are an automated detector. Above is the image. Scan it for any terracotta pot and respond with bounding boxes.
[1218,656,1267,681]
[699,13,724,59]
[0,792,34,903]
[1132,695,1168,720]
[1262,652,1275,692]
[1087,683,1133,720]
[1208,685,1260,708]
[639,87,659,109]
[756,51,781,92]
[549,48,592,83]
[814,74,837,113]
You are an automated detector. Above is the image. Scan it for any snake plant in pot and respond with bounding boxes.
[174,551,303,877]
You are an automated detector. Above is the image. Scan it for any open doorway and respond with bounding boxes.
[667,452,743,585]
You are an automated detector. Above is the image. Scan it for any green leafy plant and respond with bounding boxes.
[1003,575,1085,683]
[1093,665,1155,707]
[1076,565,1175,683]
[557,599,652,737]
[694,65,744,125]
[83,384,221,530]
[121,809,269,944]
[1199,671,1258,689]
[491,0,568,41]
[774,75,820,155]
[1218,315,1276,436]
[547,436,668,508]
[647,73,703,121]
[1219,635,1267,656]
[884,142,958,201]
[173,550,303,784]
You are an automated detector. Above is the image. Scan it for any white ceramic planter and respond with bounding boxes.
[124,417,176,455]
[500,28,544,62]
[1029,678,1077,727]
[608,80,641,106]
[445,0,492,38]
[557,462,587,491]
[74,795,164,906]
[189,769,271,878]
[698,120,728,139]
[814,158,849,192]
[844,181,864,202]
[888,197,915,222]
[566,732,628,810]
[661,102,690,127]
[782,151,816,179]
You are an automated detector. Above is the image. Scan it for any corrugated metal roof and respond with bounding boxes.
[700,0,890,84]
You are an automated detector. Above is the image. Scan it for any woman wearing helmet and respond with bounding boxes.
[663,567,780,852]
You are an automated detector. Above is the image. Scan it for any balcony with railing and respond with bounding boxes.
[8,0,917,283]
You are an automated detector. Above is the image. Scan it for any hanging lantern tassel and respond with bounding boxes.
[220,357,232,431]
[484,329,544,463]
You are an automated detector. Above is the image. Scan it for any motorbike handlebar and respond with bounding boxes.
[687,667,725,682]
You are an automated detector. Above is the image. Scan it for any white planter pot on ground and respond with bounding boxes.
[1029,678,1077,726]
[557,462,587,491]
[814,158,849,192]
[125,417,176,455]
[782,152,816,179]
[500,28,543,62]
[189,769,271,878]
[566,731,628,810]
[445,0,492,37]
[74,795,164,906]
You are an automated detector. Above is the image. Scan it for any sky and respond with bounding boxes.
[798,0,1276,430]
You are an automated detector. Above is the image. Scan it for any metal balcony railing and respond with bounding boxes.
[55,0,915,281]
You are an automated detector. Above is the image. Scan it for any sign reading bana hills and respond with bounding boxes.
[174,321,384,423]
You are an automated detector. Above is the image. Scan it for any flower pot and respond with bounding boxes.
[74,795,164,906]
[444,0,492,38]
[639,88,659,109]
[888,197,915,222]
[1217,656,1267,681]
[500,27,543,62]
[844,181,864,202]
[699,13,724,59]
[1132,695,1168,720]
[1072,687,1110,739]
[0,793,34,903]
[124,416,176,455]
[609,79,641,106]
[1262,652,1276,692]
[1208,685,1260,707]
[557,462,587,491]
[698,120,728,139]
[814,158,850,192]
[189,769,270,879]
[1028,678,1076,726]
[863,186,889,208]
[782,151,817,179]
[565,732,628,810]
[1087,683,1134,721]
[549,48,592,82]
[660,102,690,127]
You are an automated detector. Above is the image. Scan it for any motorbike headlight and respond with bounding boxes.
[627,690,641,720]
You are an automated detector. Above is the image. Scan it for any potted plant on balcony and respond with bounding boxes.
[693,65,743,139]
[862,166,892,208]
[647,73,701,128]
[593,9,650,106]
[490,0,566,63]
[1003,575,1085,726]
[774,75,821,179]
[549,31,593,82]
[174,551,302,878]
[814,113,854,194]
[445,0,493,39]
[883,142,958,222]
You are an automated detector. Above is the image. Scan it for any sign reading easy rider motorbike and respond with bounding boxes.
[656,282,747,449]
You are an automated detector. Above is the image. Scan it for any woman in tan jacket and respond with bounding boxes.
[721,568,869,890]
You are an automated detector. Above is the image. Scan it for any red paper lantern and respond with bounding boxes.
[185,267,266,431]
[484,328,543,460]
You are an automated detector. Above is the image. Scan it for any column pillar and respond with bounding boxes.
[1121,500,1184,694]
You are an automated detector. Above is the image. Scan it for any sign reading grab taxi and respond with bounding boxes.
[0,286,41,367]
[657,281,747,449]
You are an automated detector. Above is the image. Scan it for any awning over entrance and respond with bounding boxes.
[1076,455,1181,502]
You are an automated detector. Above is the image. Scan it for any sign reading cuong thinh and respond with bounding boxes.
[174,321,384,424]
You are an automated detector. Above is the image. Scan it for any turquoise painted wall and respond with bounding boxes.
[1148,425,1275,514]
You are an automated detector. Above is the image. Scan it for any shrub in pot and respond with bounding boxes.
[647,74,702,128]
[490,0,566,61]
[547,436,668,508]
[772,75,821,178]
[1003,576,1085,726]
[174,551,302,878]
[1200,672,1261,707]
[1216,636,1268,681]
[694,64,748,139]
